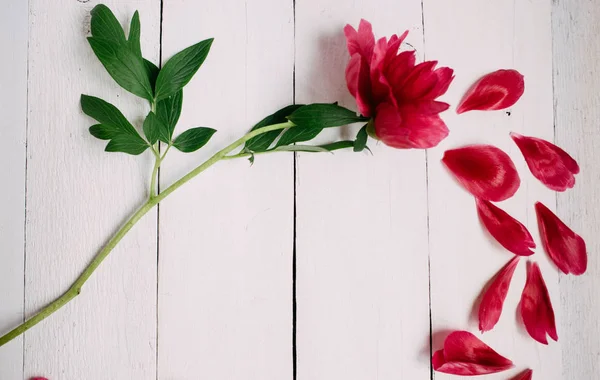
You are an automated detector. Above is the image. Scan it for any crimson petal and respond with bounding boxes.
[511,369,533,380]
[479,256,520,332]
[511,132,579,191]
[432,331,514,375]
[457,69,525,113]
[476,199,535,255]
[520,261,558,344]
[442,145,521,201]
[535,202,587,275]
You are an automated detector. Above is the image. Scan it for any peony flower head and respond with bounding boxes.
[344,19,454,149]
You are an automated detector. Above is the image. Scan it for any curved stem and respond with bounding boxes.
[0,120,294,347]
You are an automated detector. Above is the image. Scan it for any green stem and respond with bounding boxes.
[0,120,294,348]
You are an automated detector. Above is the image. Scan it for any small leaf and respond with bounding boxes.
[88,37,154,101]
[353,124,368,152]
[156,90,183,143]
[173,127,216,152]
[128,11,142,57]
[245,104,304,152]
[320,140,355,151]
[288,103,367,129]
[90,5,126,45]
[144,59,160,93]
[273,145,330,153]
[89,124,120,140]
[155,38,214,101]
[276,127,323,147]
[143,112,165,145]
[105,134,149,155]
[81,95,139,136]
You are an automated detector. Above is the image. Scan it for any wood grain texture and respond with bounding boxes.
[0,0,28,378]
[23,1,160,379]
[157,1,294,379]
[553,0,600,378]
[424,0,561,378]
[294,1,431,379]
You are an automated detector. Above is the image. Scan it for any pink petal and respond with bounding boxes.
[442,145,521,201]
[374,102,449,149]
[511,369,533,380]
[535,202,587,275]
[476,199,535,256]
[520,261,558,344]
[432,331,514,375]
[346,54,373,117]
[31,378,49,380]
[344,19,375,59]
[510,132,579,191]
[457,69,525,113]
[479,256,520,332]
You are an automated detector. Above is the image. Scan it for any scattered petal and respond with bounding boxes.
[457,69,525,113]
[432,331,514,375]
[535,202,587,275]
[442,145,521,201]
[479,256,520,332]
[511,132,579,191]
[476,199,535,256]
[511,369,533,380]
[520,261,558,344]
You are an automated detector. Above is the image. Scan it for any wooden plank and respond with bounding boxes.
[0,0,28,378]
[553,0,600,378]
[424,0,560,378]
[294,2,431,379]
[157,1,294,379]
[23,1,160,378]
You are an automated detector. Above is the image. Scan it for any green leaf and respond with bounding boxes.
[90,5,126,45]
[81,95,138,136]
[88,37,154,101]
[89,124,120,140]
[276,127,323,148]
[173,127,216,152]
[105,134,149,155]
[156,90,183,143]
[353,124,368,152]
[273,145,330,153]
[143,112,165,145]
[245,104,303,152]
[82,95,149,155]
[128,11,142,57]
[320,140,355,151]
[287,104,367,129]
[144,59,159,93]
[155,38,214,101]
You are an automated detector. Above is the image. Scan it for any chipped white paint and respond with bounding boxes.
[0,0,596,379]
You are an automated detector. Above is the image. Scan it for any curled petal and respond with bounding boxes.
[511,369,533,380]
[346,54,373,117]
[476,199,535,255]
[511,132,579,191]
[535,202,587,275]
[432,331,514,375]
[520,261,558,344]
[479,256,520,332]
[344,19,375,59]
[442,145,521,201]
[457,69,525,113]
[374,103,449,149]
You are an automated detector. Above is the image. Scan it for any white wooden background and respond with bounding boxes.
[0,0,597,379]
